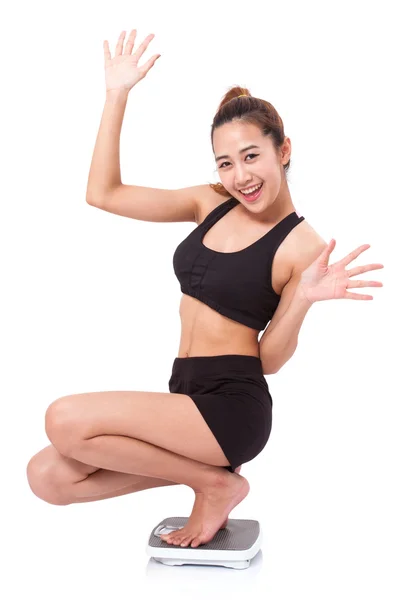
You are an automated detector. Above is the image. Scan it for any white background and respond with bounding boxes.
[1,0,398,597]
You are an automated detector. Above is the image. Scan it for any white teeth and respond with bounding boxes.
[241,183,262,195]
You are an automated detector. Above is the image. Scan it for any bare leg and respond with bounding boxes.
[70,467,178,503]
[46,392,250,547]
[72,462,241,537]
[26,445,178,506]
[27,445,246,545]
[51,428,232,494]
[65,460,242,532]
[46,391,234,491]
[62,434,248,547]
[71,463,241,505]
[27,445,241,517]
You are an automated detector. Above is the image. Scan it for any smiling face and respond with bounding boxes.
[213,120,292,213]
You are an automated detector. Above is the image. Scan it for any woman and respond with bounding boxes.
[26,29,384,549]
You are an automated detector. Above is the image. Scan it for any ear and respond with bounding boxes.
[281,136,291,165]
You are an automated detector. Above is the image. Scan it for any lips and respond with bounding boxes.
[239,182,264,201]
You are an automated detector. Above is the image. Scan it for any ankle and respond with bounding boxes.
[191,464,226,493]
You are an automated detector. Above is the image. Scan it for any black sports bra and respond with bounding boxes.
[172,196,305,331]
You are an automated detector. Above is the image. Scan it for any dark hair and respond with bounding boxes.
[209,85,290,198]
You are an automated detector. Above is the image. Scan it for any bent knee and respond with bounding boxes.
[44,398,77,454]
[26,452,70,506]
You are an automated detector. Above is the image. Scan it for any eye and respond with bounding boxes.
[218,153,259,169]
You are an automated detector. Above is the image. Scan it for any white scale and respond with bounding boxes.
[146,516,262,570]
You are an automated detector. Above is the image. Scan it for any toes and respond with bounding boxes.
[161,530,201,548]
[176,534,190,545]
[172,538,182,545]
[161,531,189,545]
[180,535,191,547]
[161,530,180,543]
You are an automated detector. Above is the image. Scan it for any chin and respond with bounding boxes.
[244,194,267,210]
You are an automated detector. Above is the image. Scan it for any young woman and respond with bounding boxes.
[26,29,384,549]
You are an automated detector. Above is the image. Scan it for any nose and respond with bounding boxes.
[234,165,253,189]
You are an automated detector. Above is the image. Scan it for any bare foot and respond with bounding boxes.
[160,466,248,548]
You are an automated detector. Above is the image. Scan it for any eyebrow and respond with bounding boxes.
[215,144,260,162]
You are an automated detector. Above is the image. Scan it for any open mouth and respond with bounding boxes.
[239,182,263,202]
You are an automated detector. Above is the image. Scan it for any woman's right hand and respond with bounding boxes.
[103,29,161,93]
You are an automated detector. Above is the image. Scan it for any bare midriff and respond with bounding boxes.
[176,294,261,358]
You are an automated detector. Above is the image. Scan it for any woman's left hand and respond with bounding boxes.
[299,239,384,304]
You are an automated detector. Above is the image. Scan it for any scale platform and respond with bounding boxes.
[146,516,262,570]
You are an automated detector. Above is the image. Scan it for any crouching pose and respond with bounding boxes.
[26,29,384,549]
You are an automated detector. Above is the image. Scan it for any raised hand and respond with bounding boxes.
[299,239,384,304]
[103,29,161,93]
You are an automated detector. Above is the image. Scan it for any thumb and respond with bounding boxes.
[319,238,336,266]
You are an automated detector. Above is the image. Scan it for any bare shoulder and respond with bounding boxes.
[290,218,328,276]
[194,185,232,224]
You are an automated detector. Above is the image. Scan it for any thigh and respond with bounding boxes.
[26,444,179,503]
[45,390,231,468]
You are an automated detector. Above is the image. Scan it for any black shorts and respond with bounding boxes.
[168,354,273,473]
